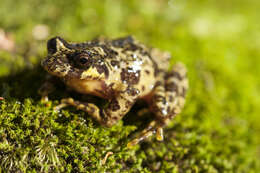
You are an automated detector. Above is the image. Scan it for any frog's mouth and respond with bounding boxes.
[42,56,70,77]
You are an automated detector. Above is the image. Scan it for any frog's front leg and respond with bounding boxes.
[55,87,140,127]
[128,63,188,147]
[38,74,56,102]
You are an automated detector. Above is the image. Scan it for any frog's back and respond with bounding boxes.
[110,36,170,70]
[104,36,161,96]
[100,36,171,97]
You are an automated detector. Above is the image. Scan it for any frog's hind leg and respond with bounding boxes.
[127,63,188,148]
[127,120,160,148]
[162,62,188,121]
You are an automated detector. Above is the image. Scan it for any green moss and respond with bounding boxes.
[0,0,260,172]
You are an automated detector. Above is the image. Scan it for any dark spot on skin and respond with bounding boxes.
[110,60,120,67]
[154,81,163,87]
[96,83,116,99]
[89,106,96,114]
[128,44,139,51]
[95,64,109,78]
[101,45,118,57]
[49,64,57,72]
[70,40,99,49]
[154,106,167,118]
[112,116,119,121]
[165,82,178,92]
[109,99,120,112]
[100,110,106,119]
[142,86,145,91]
[169,95,173,102]
[112,36,134,48]
[167,106,171,114]
[122,44,139,53]
[120,68,140,85]
[66,52,78,61]
[153,94,166,104]
[112,36,143,54]
[91,48,100,55]
[126,87,140,96]
[145,70,150,75]
[125,100,133,109]
[60,68,67,73]
[180,87,187,97]
[147,54,159,76]
[165,71,183,81]
[64,68,83,79]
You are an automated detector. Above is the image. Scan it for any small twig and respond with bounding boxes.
[101,151,113,165]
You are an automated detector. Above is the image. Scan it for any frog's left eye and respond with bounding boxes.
[79,57,88,64]
[75,54,93,69]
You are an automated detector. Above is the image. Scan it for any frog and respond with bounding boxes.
[39,36,188,148]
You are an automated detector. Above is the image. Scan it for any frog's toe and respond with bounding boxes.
[127,121,164,148]
[156,127,164,141]
[127,130,154,148]
[53,103,68,112]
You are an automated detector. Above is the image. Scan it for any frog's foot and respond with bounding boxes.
[54,102,69,111]
[54,97,103,123]
[127,121,164,148]
[38,85,51,102]
[38,75,56,103]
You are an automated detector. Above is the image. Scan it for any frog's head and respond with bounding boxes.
[42,37,108,80]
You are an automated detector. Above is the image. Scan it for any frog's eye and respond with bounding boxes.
[79,57,88,64]
[75,54,93,69]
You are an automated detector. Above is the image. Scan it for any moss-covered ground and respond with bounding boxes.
[0,0,260,172]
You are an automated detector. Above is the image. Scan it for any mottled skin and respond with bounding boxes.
[39,36,188,147]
